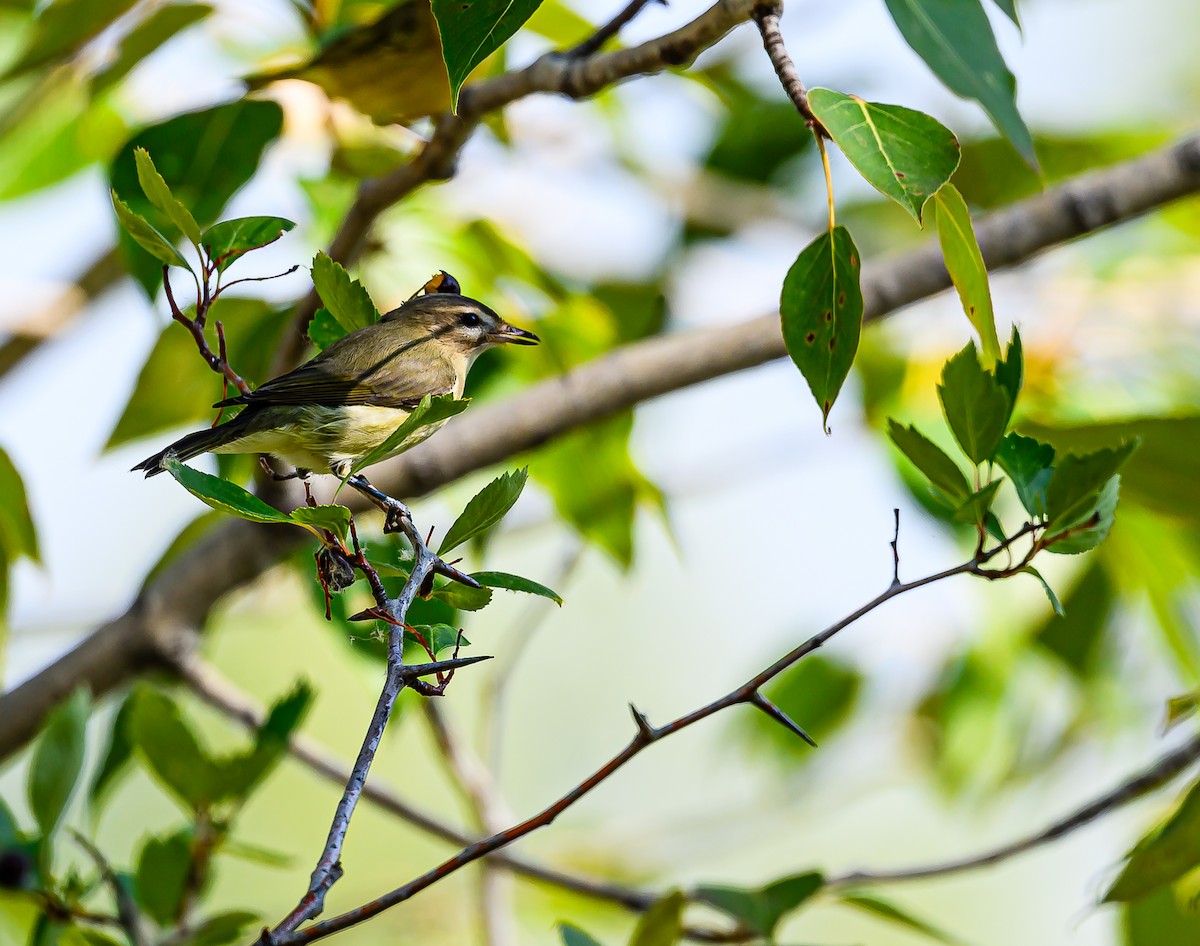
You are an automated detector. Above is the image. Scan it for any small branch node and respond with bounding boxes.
[749,690,817,748]
[629,703,657,741]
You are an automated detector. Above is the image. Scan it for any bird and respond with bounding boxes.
[133,292,538,481]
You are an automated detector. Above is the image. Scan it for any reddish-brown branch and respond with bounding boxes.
[162,267,251,396]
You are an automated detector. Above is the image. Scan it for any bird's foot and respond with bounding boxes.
[382,499,414,536]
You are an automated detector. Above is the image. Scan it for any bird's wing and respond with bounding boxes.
[216,326,457,409]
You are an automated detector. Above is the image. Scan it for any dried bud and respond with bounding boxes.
[316,546,356,593]
[0,848,33,890]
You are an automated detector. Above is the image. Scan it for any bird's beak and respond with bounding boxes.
[490,322,540,346]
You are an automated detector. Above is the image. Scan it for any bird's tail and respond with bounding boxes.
[132,417,249,477]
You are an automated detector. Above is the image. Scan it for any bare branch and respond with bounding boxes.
[569,0,666,58]
[751,5,826,135]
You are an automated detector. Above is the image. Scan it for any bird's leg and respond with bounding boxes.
[345,474,413,535]
[260,457,317,505]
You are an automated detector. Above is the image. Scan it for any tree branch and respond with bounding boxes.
[3,134,1199,762]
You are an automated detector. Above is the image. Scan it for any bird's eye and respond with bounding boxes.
[459,312,483,328]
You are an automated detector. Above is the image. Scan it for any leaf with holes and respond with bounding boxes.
[780,226,863,429]
[932,184,1001,362]
[808,89,959,223]
[431,0,543,110]
[883,0,1035,166]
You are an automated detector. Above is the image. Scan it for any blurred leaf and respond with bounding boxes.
[135,829,192,926]
[429,581,492,611]
[164,458,293,528]
[27,688,89,839]
[628,889,684,946]
[134,147,201,245]
[349,394,469,475]
[110,100,284,295]
[439,468,527,555]
[1044,443,1138,535]
[1122,884,1200,945]
[702,76,814,185]
[1031,561,1111,673]
[92,3,213,93]
[1106,776,1200,902]
[408,623,463,656]
[990,0,1019,25]
[887,420,970,503]
[180,911,261,946]
[202,216,295,273]
[472,570,563,605]
[430,0,540,109]
[1047,474,1121,555]
[0,446,39,562]
[994,328,1022,406]
[289,505,350,543]
[841,893,962,945]
[747,656,861,760]
[72,930,125,946]
[1165,692,1200,734]
[931,184,1000,362]
[4,0,138,76]
[937,342,1012,463]
[808,90,959,223]
[592,283,666,345]
[995,432,1054,518]
[110,190,192,270]
[0,794,17,847]
[89,692,135,810]
[311,251,379,334]
[1022,566,1063,617]
[129,686,220,810]
[951,479,1000,526]
[695,872,824,938]
[28,915,66,946]
[220,839,291,867]
[780,226,863,428]
[108,297,287,448]
[533,412,657,568]
[308,307,346,350]
[216,682,313,801]
[559,924,605,946]
[882,0,1034,165]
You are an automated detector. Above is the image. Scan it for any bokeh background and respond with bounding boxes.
[2,0,1200,943]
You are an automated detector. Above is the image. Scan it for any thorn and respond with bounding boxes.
[348,606,400,624]
[629,703,656,741]
[400,654,493,679]
[890,507,901,585]
[750,691,817,747]
[426,525,435,545]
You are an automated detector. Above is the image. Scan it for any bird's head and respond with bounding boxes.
[383,293,539,354]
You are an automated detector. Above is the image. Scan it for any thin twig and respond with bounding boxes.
[828,731,1200,887]
[71,830,151,946]
[162,267,251,395]
[273,528,1041,943]
[569,0,665,58]
[751,5,826,135]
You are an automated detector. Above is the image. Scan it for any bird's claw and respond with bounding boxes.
[382,502,413,535]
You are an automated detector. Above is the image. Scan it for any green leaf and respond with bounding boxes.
[110,190,192,270]
[1044,442,1138,534]
[135,829,192,926]
[882,0,1035,166]
[202,216,295,273]
[995,328,1023,405]
[990,0,1020,27]
[179,911,261,946]
[0,790,19,847]
[92,4,213,94]
[430,582,493,611]
[349,394,470,476]
[937,343,1012,463]
[695,872,824,938]
[995,432,1054,517]
[807,89,959,224]
[472,571,563,605]
[951,479,1001,526]
[133,148,202,246]
[72,930,126,946]
[27,688,89,839]
[780,226,864,428]
[311,251,379,335]
[0,446,39,562]
[439,468,528,555]
[128,686,220,810]
[220,840,291,867]
[1046,474,1121,555]
[1122,885,1200,946]
[559,923,606,946]
[215,682,312,802]
[841,893,962,945]
[163,458,292,526]
[628,889,684,946]
[89,693,136,810]
[308,307,346,351]
[1164,692,1200,734]
[1106,776,1200,902]
[1022,566,1063,617]
[289,505,351,543]
[109,100,284,296]
[4,0,139,76]
[107,298,287,449]
[746,656,861,760]
[931,184,1000,363]
[887,420,970,503]
[430,0,542,110]
[1032,561,1114,673]
[408,624,464,657]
